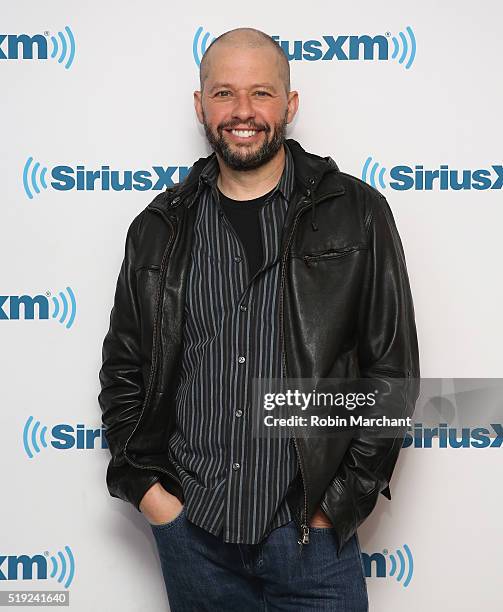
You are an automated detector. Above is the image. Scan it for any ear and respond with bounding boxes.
[286,90,299,124]
[194,90,204,125]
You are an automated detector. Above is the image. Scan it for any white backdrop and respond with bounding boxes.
[1,1,502,610]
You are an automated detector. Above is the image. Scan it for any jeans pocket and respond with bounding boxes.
[148,505,186,530]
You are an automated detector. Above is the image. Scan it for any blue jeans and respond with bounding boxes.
[150,507,368,611]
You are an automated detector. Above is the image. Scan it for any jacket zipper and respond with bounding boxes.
[279,189,346,549]
[123,200,182,487]
[280,198,311,548]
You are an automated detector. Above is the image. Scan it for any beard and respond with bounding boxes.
[202,109,288,171]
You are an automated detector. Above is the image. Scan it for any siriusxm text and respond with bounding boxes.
[389,165,503,190]
[51,165,191,191]
[271,35,388,61]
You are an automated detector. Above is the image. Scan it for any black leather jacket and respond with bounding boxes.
[98,138,420,556]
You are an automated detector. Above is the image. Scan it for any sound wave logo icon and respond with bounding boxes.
[362,156,387,189]
[193,26,216,67]
[390,26,416,70]
[51,286,77,329]
[49,26,76,69]
[23,157,48,199]
[23,416,48,458]
[49,546,75,588]
[387,544,413,587]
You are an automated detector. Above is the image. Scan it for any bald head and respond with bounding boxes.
[199,27,290,95]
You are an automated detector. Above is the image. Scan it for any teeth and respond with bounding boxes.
[231,129,257,138]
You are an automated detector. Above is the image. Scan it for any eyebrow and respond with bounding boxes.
[209,82,277,93]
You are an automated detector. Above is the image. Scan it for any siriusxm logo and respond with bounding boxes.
[362,157,503,191]
[402,423,503,448]
[23,157,190,198]
[193,27,216,67]
[23,417,108,458]
[0,26,76,69]
[0,287,76,328]
[193,26,416,69]
[0,546,75,587]
[363,544,413,587]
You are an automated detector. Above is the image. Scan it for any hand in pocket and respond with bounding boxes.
[139,482,184,526]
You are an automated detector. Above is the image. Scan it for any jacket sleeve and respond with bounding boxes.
[320,192,420,547]
[98,213,161,511]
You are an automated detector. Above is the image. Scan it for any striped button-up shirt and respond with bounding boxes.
[167,142,300,544]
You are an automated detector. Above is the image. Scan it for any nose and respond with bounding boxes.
[231,91,255,123]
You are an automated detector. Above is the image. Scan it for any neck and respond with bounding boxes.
[215,145,286,201]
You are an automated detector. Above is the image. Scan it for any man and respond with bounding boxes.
[99,27,419,611]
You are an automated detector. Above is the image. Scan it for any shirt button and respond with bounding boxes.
[238,356,246,364]
[234,255,242,263]
[232,462,241,470]
[239,304,247,311]
[235,409,243,417]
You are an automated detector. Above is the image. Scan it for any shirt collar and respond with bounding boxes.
[197,141,295,202]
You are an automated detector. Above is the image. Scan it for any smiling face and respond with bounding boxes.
[194,43,298,171]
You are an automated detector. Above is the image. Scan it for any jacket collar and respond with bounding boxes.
[148,138,345,225]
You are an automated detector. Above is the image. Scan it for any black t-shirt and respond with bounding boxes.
[217,186,276,278]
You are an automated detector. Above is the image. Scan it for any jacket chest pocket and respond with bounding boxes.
[302,245,368,267]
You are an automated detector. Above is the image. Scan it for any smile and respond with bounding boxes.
[226,129,262,140]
